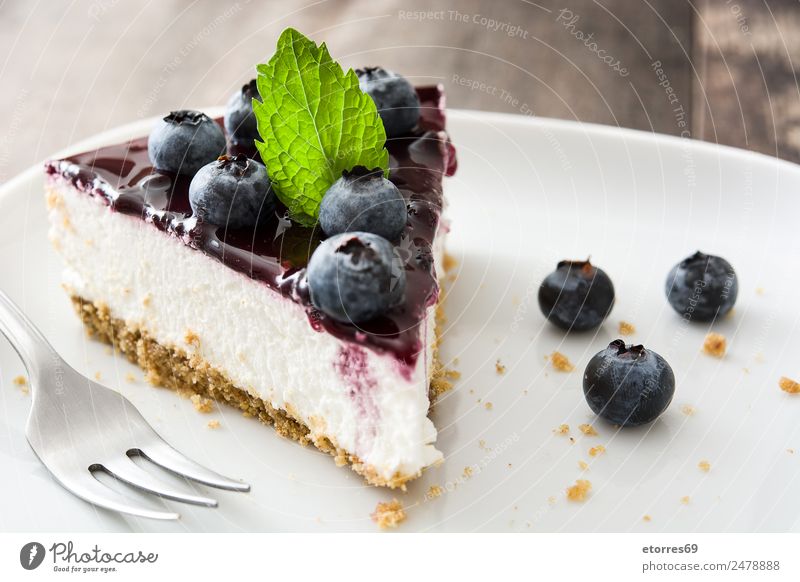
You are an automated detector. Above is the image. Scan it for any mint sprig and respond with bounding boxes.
[253,28,389,227]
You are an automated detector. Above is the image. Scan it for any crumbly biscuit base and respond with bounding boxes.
[70,295,448,489]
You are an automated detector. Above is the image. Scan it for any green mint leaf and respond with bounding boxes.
[253,28,389,226]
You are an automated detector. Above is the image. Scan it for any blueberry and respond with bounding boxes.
[307,232,405,323]
[224,79,261,144]
[665,251,738,322]
[148,110,226,176]
[356,67,420,137]
[538,259,615,331]
[319,166,407,240]
[583,340,675,427]
[188,154,274,228]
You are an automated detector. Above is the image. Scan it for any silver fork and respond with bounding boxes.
[0,290,250,520]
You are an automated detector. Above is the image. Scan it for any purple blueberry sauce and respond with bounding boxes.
[45,86,457,369]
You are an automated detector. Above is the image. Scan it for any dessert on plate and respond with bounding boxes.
[44,29,456,488]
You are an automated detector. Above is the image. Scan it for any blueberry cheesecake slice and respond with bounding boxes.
[44,29,456,488]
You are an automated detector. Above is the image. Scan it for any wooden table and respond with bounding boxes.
[1,0,798,183]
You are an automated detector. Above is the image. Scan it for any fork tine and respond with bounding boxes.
[134,443,251,492]
[99,459,219,507]
[59,472,180,520]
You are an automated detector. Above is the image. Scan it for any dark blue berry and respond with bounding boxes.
[356,67,420,137]
[188,154,274,228]
[538,260,615,331]
[148,110,226,176]
[319,167,407,240]
[665,251,738,322]
[583,340,675,427]
[307,232,405,323]
[224,79,261,144]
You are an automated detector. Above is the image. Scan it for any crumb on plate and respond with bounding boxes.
[555,423,570,435]
[190,393,214,413]
[642,515,652,522]
[680,496,690,504]
[427,485,443,499]
[94,371,102,380]
[698,460,711,472]
[681,404,696,416]
[578,460,589,471]
[207,420,220,429]
[619,321,636,336]
[372,499,406,529]
[484,401,493,410]
[702,333,727,358]
[578,423,598,436]
[124,372,137,383]
[463,466,474,478]
[549,351,575,372]
[779,376,800,394]
[495,359,506,375]
[589,445,606,457]
[566,479,592,502]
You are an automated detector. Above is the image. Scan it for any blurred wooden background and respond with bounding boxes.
[1,0,799,184]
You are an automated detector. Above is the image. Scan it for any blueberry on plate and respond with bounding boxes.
[188,154,274,228]
[307,232,405,323]
[356,67,420,137]
[538,259,615,331]
[583,340,675,427]
[319,166,407,240]
[224,79,261,144]
[665,251,738,322]
[148,110,226,176]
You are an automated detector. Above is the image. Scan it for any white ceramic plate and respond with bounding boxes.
[1,109,799,532]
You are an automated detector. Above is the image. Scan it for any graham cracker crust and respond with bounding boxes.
[71,295,449,489]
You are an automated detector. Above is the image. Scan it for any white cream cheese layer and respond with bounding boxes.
[47,178,444,482]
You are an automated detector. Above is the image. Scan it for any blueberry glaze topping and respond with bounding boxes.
[45,86,457,367]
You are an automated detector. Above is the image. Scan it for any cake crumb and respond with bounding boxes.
[12,376,29,394]
[443,253,458,272]
[589,445,606,457]
[94,371,102,381]
[642,514,652,522]
[578,460,589,471]
[681,404,696,416]
[484,401,493,410]
[702,333,727,358]
[566,479,592,502]
[190,394,214,413]
[787,449,795,455]
[463,466,474,478]
[779,377,800,394]
[555,423,570,435]
[124,373,137,383]
[372,499,406,529]
[680,496,690,504]
[184,329,201,347]
[698,460,711,472]
[207,420,221,429]
[578,423,598,436]
[427,485,443,499]
[547,496,557,505]
[495,359,506,375]
[478,439,486,449]
[618,321,636,336]
[549,351,574,372]
[756,287,765,295]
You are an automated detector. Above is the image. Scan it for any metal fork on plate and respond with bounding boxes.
[0,290,250,520]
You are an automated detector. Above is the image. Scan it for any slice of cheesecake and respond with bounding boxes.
[44,85,456,488]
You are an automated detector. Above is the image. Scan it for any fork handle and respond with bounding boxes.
[0,289,59,379]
